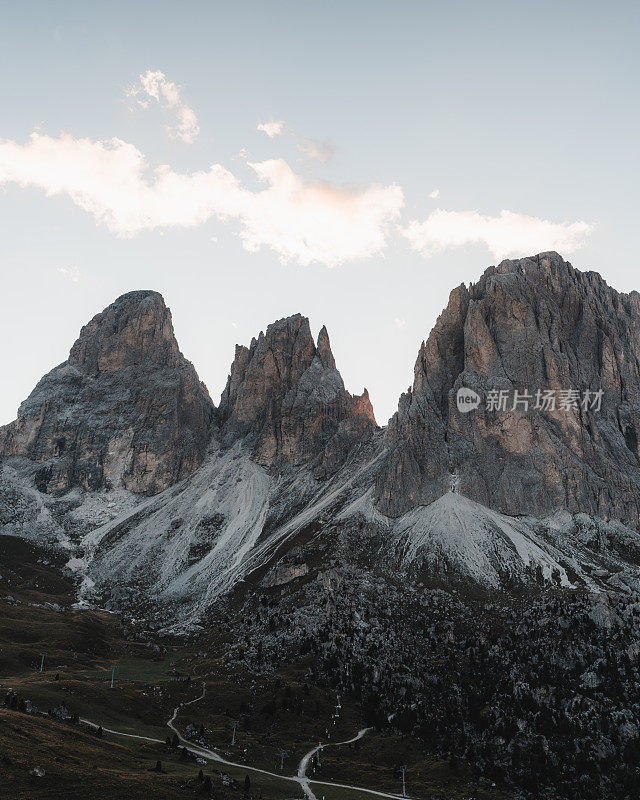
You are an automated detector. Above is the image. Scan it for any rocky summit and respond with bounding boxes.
[377,252,640,524]
[0,290,214,494]
[218,313,377,477]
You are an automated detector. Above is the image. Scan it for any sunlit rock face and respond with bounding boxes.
[0,290,215,494]
[377,252,640,525]
[218,313,377,477]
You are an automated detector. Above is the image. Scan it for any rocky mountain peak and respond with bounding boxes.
[0,291,214,494]
[219,313,376,474]
[376,251,640,524]
[68,290,180,374]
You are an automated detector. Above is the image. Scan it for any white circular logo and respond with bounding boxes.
[456,387,480,413]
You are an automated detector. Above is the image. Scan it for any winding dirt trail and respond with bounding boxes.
[81,684,409,800]
[297,727,372,800]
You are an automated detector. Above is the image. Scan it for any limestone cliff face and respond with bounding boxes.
[0,291,214,494]
[376,252,640,526]
[218,314,376,476]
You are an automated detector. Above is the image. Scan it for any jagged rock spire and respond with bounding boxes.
[316,325,336,370]
[219,313,376,475]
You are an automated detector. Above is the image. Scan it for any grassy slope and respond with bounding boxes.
[0,535,511,800]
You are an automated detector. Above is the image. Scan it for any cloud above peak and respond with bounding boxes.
[126,70,200,144]
[403,208,594,261]
[0,131,403,267]
[242,159,403,265]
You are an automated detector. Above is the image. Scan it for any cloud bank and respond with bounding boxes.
[0,132,403,267]
[403,208,594,261]
[127,70,200,144]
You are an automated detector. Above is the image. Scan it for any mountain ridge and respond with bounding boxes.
[3,250,640,622]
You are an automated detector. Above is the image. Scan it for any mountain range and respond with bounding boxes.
[2,251,640,622]
[3,251,640,798]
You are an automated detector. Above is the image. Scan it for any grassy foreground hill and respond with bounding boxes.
[0,535,509,800]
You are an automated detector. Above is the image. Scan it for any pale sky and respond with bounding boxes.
[1,1,639,426]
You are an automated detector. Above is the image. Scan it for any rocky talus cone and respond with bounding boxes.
[376,252,640,526]
[0,290,214,494]
[218,313,376,476]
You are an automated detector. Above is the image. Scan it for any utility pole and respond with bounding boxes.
[276,751,288,770]
[399,765,407,797]
[231,720,238,746]
[110,665,116,689]
[39,653,45,673]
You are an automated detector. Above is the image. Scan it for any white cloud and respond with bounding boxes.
[296,138,333,163]
[394,317,406,329]
[126,70,200,144]
[0,132,403,267]
[403,208,594,261]
[257,120,285,138]
[241,159,403,265]
[428,188,440,199]
[57,265,82,282]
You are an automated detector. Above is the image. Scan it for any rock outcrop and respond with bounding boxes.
[376,252,640,526]
[218,314,376,476]
[0,290,214,494]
